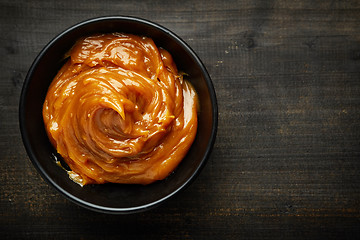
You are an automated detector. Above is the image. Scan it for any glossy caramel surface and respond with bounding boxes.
[43,33,198,185]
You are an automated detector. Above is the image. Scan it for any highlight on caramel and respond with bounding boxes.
[42,33,198,186]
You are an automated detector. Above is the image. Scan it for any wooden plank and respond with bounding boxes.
[1,0,360,239]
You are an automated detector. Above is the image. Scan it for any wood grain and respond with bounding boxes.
[1,0,360,239]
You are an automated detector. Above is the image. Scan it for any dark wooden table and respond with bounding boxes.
[1,0,360,239]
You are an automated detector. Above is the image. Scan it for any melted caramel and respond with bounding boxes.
[43,33,198,185]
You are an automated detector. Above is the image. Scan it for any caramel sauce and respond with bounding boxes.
[43,33,198,185]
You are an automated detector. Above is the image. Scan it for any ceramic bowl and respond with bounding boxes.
[19,16,217,214]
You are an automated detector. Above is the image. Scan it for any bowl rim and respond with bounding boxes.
[19,15,218,214]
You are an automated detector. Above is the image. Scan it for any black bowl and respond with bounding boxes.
[19,16,218,214]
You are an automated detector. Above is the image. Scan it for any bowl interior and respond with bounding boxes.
[20,16,217,213]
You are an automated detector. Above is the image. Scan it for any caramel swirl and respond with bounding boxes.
[43,33,198,185]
